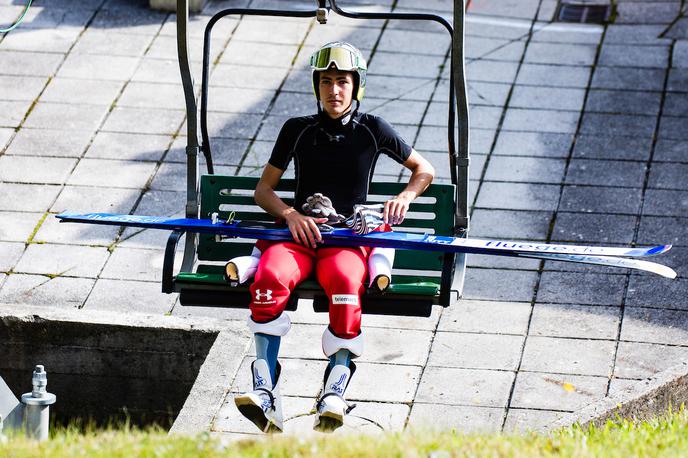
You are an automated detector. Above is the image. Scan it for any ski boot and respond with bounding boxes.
[234,359,283,433]
[313,362,356,432]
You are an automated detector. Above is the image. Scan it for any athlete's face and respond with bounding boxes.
[318,69,354,119]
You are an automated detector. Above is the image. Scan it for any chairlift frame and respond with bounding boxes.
[170,0,470,313]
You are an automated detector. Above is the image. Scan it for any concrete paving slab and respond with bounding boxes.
[41,78,124,107]
[615,341,688,379]
[467,38,525,62]
[463,268,538,303]
[116,81,185,111]
[637,215,688,246]
[171,303,248,322]
[5,127,93,157]
[643,189,688,217]
[502,108,580,133]
[658,115,688,141]
[509,86,586,112]
[437,299,531,335]
[71,29,153,57]
[230,357,322,398]
[510,372,608,411]
[86,131,170,161]
[621,307,688,344]
[591,66,666,91]
[370,99,429,127]
[493,131,573,158]
[537,272,627,306]
[0,211,44,243]
[0,183,61,212]
[663,93,688,117]
[530,23,602,45]
[33,214,120,246]
[416,366,514,407]
[627,276,688,310]
[604,25,673,45]
[475,182,561,211]
[0,50,64,77]
[586,89,662,116]
[470,209,552,240]
[516,63,592,88]
[648,163,688,190]
[232,17,310,45]
[379,29,450,56]
[101,106,185,135]
[23,102,108,132]
[580,113,656,138]
[0,241,24,273]
[132,58,190,84]
[0,127,12,150]
[68,158,157,189]
[521,336,616,377]
[0,100,34,127]
[100,247,169,282]
[0,27,81,53]
[530,304,620,340]
[0,155,78,185]
[90,6,166,36]
[408,404,504,432]
[667,68,688,91]
[524,42,597,66]
[428,332,525,371]
[221,41,301,69]
[484,156,567,184]
[598,44,670,68]
[56,53,142,81]
[50,185,140,214]
[572,134,651,161]
[552,213,637,244]
[566,158,646,187]
[0,75,47,102]
[465,60,519,84]
[84,278,176,314]
[560,185,643,215]
[14,243,110,278]
[616,2,682,25]
[503,408,563,433]
[371,51,445,79]
[0,274,94,308]
[369,75,437,103]
[206,112,263,139]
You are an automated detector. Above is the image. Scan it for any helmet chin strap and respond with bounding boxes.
[317,100,359,126]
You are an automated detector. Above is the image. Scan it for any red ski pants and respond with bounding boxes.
[249,241,370,339]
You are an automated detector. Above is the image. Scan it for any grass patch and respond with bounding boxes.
[2,409,688,457]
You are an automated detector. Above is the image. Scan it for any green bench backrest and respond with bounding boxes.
[198,175,455,281]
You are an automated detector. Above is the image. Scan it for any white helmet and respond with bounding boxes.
[309,41,367,102]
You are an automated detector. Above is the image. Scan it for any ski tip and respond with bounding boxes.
[648,244,672,256]
[626,244,672,257]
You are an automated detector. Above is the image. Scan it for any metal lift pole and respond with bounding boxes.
[177,0,199,273]
[452,0,470,297]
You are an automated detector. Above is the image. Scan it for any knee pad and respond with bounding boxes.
[322,327,364,358]
[368,247,394,289]
[248,312,291,336]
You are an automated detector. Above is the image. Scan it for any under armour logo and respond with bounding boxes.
[320,129,345,143]
[255,289,273,301]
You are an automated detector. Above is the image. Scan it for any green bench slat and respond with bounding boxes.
[176,271,439,296]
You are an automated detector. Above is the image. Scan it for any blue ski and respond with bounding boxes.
[56,212,672,259]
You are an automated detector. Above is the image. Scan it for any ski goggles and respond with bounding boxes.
[309,46,365,71]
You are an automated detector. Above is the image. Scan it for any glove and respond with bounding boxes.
[301,193,346,224]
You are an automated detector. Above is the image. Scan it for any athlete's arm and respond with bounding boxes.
[254,163,327,248]
[384,149,435,225]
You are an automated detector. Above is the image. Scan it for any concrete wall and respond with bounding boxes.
[0,307,219,427]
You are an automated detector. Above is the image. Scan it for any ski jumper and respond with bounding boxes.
[248,111,412,350]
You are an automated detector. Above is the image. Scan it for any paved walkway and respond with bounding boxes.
[1,0,687,438]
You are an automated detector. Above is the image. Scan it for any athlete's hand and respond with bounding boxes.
[283,208,328,248]
[384,192,414,226]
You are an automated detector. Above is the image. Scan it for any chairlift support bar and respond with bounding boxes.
[175,0,470,299]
